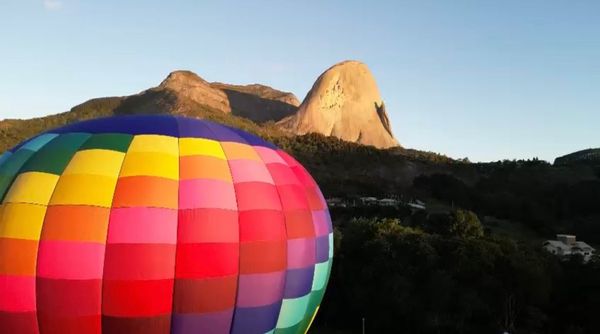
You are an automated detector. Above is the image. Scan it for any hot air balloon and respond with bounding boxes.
[0,115,333,334]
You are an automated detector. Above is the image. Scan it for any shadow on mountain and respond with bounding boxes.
[221,89,298,123]
[113,90,177,115]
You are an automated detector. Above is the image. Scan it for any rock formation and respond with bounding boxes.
[211,82,299,122]
[279,60,400,148]
[115,70,299,123]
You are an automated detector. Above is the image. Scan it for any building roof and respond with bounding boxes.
[378,198,398,203]
[574,241,594,251]
[408,203,426,210]
[544,240,571,251]
[556,234,576,238]
[544,239,595,252]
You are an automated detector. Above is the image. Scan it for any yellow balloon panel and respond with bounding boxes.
[127,134,179,155]
[179,138,226,159]
[62,149,125,177]
[3,172,59,205]
[0,203,47,240]
[50,174,119,207]
[119,152,179,179]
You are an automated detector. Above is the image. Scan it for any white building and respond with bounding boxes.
[378,198,399,207]
[543,234,595,262]
[326,198,346,208]
[359,197,378,205]
[407,199,426,211]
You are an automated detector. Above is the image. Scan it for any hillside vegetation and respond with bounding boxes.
[555,148,600,166]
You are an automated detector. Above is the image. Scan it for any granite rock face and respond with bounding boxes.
[279,61,399,148]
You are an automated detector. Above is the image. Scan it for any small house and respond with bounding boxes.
[407,199,426,211]
[326,198,346,208]
[359,197,378,206]
[378,198,399,207]
[543,234,595,262]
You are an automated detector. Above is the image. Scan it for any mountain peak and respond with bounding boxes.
[326,59,367,69]
[114,70,299,122]
[159,70,210,89]
[279,60,400,148]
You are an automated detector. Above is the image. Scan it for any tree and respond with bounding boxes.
[449,209,484,239]
[423,209,483,239]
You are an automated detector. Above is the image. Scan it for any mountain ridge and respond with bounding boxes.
[555,148,600,166]
[113,70,299,123]
[1,61,401,150]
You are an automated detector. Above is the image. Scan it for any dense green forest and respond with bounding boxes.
[313,207,600,334]
[284,144,600,333]
[412,162,600,244]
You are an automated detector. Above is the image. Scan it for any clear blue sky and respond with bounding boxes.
[1,1,598,162]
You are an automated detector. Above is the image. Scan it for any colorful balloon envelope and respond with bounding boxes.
[0,116,333,334]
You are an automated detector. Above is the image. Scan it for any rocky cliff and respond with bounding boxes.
[279,61,400,148]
